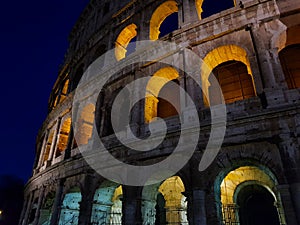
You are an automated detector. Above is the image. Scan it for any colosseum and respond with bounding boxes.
[19,0,300,224]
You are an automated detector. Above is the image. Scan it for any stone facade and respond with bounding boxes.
[20,0,300,225]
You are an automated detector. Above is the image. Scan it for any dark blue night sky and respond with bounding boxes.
[0,0,89,182]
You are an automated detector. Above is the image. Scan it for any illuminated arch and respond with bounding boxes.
[150,1,179,40]
[142,176,187,225]
[145,67,180,123]
[91,183,122,225]
[76,103,95,145]
[195,0,204,19]
[38,192,55,225]
[115,24,137,61]
[218,166,286,225]
[55,116,71,157]
[277,25,300,89]
[202,45,254,105]
[43,128,55,163]
[58,187,82,225]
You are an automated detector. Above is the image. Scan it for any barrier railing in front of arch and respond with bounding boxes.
[222,204,240,225]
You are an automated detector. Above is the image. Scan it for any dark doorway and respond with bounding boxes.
[155,193,166,225]
[237,184,280,225]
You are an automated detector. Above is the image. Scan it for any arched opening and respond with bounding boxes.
[145,67,180,123]
[216,166,286,225]
[55,117,71,158]
[90,183,123,225]
[101,87,131,136]
[209,60,255,104]
[28,198,38,225]
[58,187,82,225]
[142,176,187,225]
[43,129,55,163]
[72,64,84,91]
[279,44,300,89]
[157,79,180,118]
[150,1,179,40]
[58,79,69,103]
[38,192,55,225]
[237,184,280,225]
[115,24,137,61]
[202,45,255,106]
[75,104,95,145]
[201,0,235,19]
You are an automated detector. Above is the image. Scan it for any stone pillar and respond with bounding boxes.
[277,184,298,225]
[33,188,45,225]
[48,118,62,165]
[122,186,142,225]
[50,179,65,225]
[21,193,34,225]
[189,189,207,225]
[290,182,300,224]
[37,131,49,168]
[182,0,200,26]
[78,175,95,225]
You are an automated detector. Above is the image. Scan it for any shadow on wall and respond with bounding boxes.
[0,175,24,225]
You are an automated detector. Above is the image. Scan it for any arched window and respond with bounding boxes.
[59,79,69,103]
[145,67,180,123]
[210,60,255,104]
[72,64,84,91]
[55,117,71,158]
[279,44,300,89]
[58,187,82,225]
[157,79,180,118]
[115,24,137,61]
[150,1,179,40]
[38,192,55,225]
[91,183,122,225]
[75,104,95,145]
[43,129,55,163]
[202,45,255,106]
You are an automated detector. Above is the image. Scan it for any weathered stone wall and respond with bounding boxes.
[20,0,300,224]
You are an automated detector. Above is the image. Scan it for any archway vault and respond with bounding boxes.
[202,45,254,105]
[144,67,179,123]
[150,1,178,40]
[115,24,137,61]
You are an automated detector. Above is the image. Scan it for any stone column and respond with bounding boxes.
[78,175,95,225]
[33,188,45,225]
[182,0,200,27]
[189,189,207,225]
[290,182,300,224]
[21,193,34,225]
[277,184,298,225]
[48,118,62,165]
[37,131,49,168]
[122,186,142,225]
[50,179,65,225]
